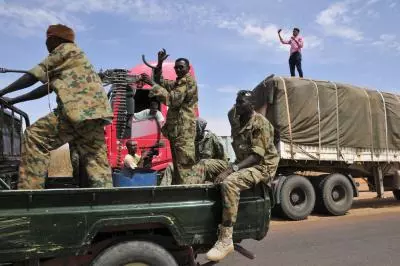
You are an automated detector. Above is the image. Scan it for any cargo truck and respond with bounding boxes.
[219,75,400,221]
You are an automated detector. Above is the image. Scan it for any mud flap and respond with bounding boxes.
[393,170,400,189]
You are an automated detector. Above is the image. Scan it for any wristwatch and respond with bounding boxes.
[231,164,239,172]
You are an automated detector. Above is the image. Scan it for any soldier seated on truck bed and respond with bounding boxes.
[190,90,280,262]
[0,24,114,189]
[160,117,226,185]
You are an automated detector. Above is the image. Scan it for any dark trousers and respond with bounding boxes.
[289,52,303,78]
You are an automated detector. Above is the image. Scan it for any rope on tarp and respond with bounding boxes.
[329,81,341,161]
[309,79,321,160]
[278,76,294,159]
[377,90,389,162]
[362,89,374,162]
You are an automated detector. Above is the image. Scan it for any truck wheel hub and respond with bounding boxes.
[290,188,305,206]
[331,185,345,201]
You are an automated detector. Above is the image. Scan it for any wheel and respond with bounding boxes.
[91,241,178,266]
[317,173,354,216]
[279,175,316,220]
[393,190,400,200]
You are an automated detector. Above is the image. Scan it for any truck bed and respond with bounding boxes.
[0,183,271,262]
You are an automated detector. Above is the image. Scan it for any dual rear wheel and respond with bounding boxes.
[278,174,354,220]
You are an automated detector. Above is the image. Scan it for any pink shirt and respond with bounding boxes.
[282,36,304,54]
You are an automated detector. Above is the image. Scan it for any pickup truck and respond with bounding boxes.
[0,98,273,266]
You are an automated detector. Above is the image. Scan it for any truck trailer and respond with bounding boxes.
[222,75,400,221]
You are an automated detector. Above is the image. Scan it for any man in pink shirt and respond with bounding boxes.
[278,27,304,78]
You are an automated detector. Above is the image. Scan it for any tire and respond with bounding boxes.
[91,240,178,266]
[317,173,353,216]
[279,175,316,221]
[393,190,400,200]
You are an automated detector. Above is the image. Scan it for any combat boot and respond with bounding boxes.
[206,224,234,261]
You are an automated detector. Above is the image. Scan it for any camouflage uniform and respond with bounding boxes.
[196,131,226,161]
[150,72,198,185]
[18,43,113,189]
[160,130,226,185]
[194,111,279,224]
[222,111,279,224]
[69,142,82,182]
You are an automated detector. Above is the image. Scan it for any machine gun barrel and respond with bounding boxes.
[0,68,30,74]
[98,68,142,86]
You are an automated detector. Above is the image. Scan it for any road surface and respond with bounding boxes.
[198,193,400,266]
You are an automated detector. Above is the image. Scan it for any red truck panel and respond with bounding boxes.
[105,62,199,171]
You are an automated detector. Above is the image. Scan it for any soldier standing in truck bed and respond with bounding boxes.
[0,24,113,189]
[141,49,198,185]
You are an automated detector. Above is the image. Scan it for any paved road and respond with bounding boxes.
[198,195,400,266]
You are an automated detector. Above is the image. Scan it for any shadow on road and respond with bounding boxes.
[270,194,400,221]
[351,196,399,209]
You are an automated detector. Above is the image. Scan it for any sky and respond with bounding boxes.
[0,0,399,136]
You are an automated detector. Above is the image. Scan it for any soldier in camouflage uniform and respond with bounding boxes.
[160,117,226,185]
[203,90,280,262]
[141,49,198,185]
[195,117,226,162]
[0,24,113,189]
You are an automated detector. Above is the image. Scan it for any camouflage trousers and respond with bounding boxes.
[160,159,219,185]
[160,163,174,186]
[168,137,196,185]
[221,168,266,225]
[190,159,229,183]
[190,159,267,225]
[18,112,112,189]
[69,141,89,187]
[69,143,80,180]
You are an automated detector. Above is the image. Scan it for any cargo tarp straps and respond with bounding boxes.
[362,89,374,161]
[329,81,341,161]
[395,94,400,160]
[309,79,322,160]
[278,77,294,159]
[377,90,389,162]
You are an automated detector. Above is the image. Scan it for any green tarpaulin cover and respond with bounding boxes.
[253,76,400,151]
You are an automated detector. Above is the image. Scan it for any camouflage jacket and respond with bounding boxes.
[149,72,198,139]
[29,43,113,123]
[230,111,280,178]
[196,130,226,161]
[228,105,240,137]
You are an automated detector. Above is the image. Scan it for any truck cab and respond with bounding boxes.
[104,62,198,172]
